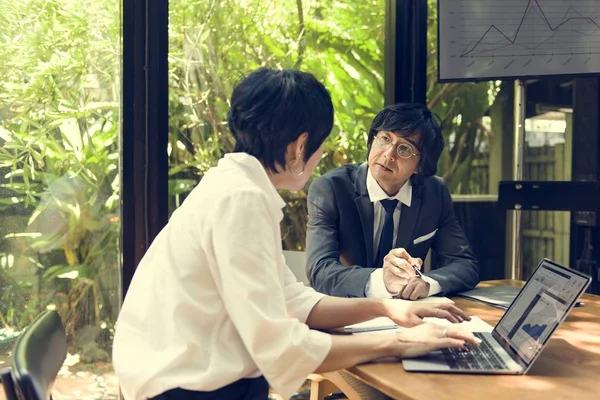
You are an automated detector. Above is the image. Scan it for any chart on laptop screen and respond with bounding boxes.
[507,291,561,360]
[495,263,587,362]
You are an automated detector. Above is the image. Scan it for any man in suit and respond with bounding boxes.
[306,103,479,300]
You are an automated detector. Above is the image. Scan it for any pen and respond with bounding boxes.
[413,265,422,278]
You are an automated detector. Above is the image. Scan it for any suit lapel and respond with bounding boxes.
[394,190,422,250]
[353,163,375,267]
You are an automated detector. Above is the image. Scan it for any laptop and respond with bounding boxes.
[402,258,591,374]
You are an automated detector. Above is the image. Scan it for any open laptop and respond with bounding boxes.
[402,258,591,374]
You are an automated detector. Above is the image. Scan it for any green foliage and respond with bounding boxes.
[168,0,500,248]
[167,0,388,249]
[0,0,500,343]
[0,0,120,334]
[167,0,385,189]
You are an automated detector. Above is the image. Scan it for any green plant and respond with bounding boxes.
[0,0,120,336]
[167,0,502,250]
[0,0,502,347]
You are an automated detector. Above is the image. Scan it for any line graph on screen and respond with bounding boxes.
[438,0,600,81]
[462,0,600,58]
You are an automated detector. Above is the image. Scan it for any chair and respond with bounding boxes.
[1,310,67,400]
[309,372,389,400]
[1,367,17,400]
[280,252,389,399]
[282,250,310,285]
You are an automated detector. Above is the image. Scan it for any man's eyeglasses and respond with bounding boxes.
[374,135,419,159]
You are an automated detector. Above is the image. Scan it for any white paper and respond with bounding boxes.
[344,316,398,333]
[345,315,493,334]
[411,296,454,305]
[342,296,454,333]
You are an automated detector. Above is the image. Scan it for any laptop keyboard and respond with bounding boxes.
[440,332,509,370]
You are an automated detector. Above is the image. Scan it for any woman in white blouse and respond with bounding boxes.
[112,68,479,400]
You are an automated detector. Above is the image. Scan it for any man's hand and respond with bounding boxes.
[383,300,471,327]
[398,276,430,300]
[383,248,423,295]
[393,323,480,358]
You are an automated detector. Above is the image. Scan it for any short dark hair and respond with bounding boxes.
[227,68,334,172]
[367,103,444,180]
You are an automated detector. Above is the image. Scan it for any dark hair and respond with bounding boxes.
[227,68,334,172]
[367,103,444,180]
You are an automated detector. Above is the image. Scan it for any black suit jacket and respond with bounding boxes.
[306,163,480,298]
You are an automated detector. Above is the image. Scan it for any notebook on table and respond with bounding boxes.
[343,296,455,333]
[402,258,591,374]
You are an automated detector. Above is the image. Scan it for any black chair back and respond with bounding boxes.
[1,367,18,400]
[10,310,67,400]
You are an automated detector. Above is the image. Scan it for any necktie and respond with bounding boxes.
[375,199,399,267]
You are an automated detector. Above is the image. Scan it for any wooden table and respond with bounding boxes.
[345,280,600,400]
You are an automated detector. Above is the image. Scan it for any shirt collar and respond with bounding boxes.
[220,153,286,210]
[366,168,412,207]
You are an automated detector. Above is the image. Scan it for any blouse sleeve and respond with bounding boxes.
[210,190,332,399]
[280,254,327,323]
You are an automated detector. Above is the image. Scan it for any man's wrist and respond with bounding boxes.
[420,274,442,296]
[366,268,394,299]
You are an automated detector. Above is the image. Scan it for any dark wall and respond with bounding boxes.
[431,201,507,282]
[571,78,600,295]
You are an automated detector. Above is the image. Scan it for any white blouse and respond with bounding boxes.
[113,153,332,400]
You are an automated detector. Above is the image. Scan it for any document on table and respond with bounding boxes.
[412,296,455,305]
[344,315,493,334]
[339,296,455,332]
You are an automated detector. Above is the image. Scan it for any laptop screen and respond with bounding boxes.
[494,260,590,364]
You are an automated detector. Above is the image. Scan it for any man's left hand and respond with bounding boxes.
[398,276,430,300]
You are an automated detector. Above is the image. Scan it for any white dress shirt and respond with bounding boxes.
[113,153,331,400]
[364,170,441,298]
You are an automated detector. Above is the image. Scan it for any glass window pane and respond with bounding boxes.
[521,112,572,278]
[428,0,502,195]
[0,1,121,398]
[429,0,574,279]
[428,0,507,280]
[168,0,386,252]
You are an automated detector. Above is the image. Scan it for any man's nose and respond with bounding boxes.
[383,144,396,160]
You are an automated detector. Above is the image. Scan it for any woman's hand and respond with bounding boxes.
[394,323,481,358]
[383,299,471,327]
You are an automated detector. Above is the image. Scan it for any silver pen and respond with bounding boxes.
[413,265,423,278]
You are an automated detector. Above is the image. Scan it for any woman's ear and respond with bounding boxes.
[287,132,309,160]
[295,132,308,156]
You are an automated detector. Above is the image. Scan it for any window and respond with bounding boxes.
[428,0,573,279]
[521,110,572,278]
[427,0,502,195]
[168,0,386,250]
[0,1,121,398]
